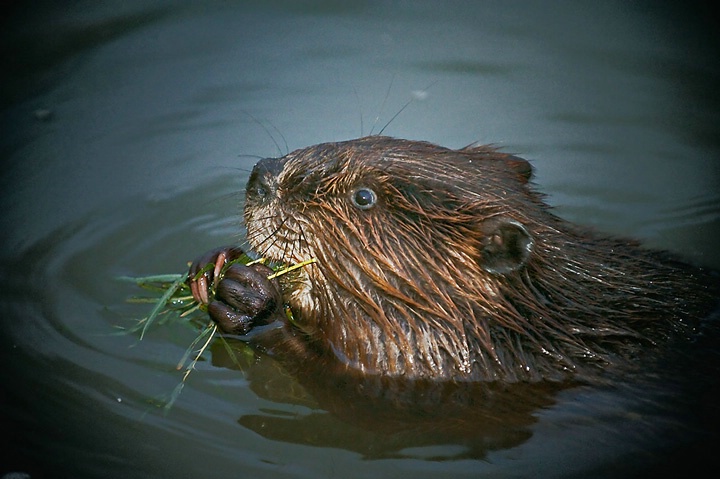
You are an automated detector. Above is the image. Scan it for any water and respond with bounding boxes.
[1,1,719,478]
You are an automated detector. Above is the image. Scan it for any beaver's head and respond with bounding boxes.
[244,136,710,381]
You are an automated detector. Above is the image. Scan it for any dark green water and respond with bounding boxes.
[2,1,719,478]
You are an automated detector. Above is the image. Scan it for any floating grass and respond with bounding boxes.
[120,253,316,410]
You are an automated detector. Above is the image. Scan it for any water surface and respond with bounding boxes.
[1,2,719,478]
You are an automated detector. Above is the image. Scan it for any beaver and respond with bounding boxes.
[189,136,719,383]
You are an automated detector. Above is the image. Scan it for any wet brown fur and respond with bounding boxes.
[244,136,718,382]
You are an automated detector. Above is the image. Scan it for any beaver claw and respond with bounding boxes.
[188,247,282,334]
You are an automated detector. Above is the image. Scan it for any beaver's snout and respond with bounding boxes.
[247,157,285,203]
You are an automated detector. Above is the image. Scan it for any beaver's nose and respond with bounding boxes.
[246,157,285,203]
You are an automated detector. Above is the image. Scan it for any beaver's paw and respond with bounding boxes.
[188,246,246,305]
[207,263,282,335]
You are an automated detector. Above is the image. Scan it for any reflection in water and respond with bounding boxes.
[210,313,720,470]
[210,338,571,460]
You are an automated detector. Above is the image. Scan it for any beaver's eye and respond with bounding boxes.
[351,187,377,210]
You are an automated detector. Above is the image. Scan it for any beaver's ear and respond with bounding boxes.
[478,217,534,274]
[505,155,533,184]
[460,145,533,184]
